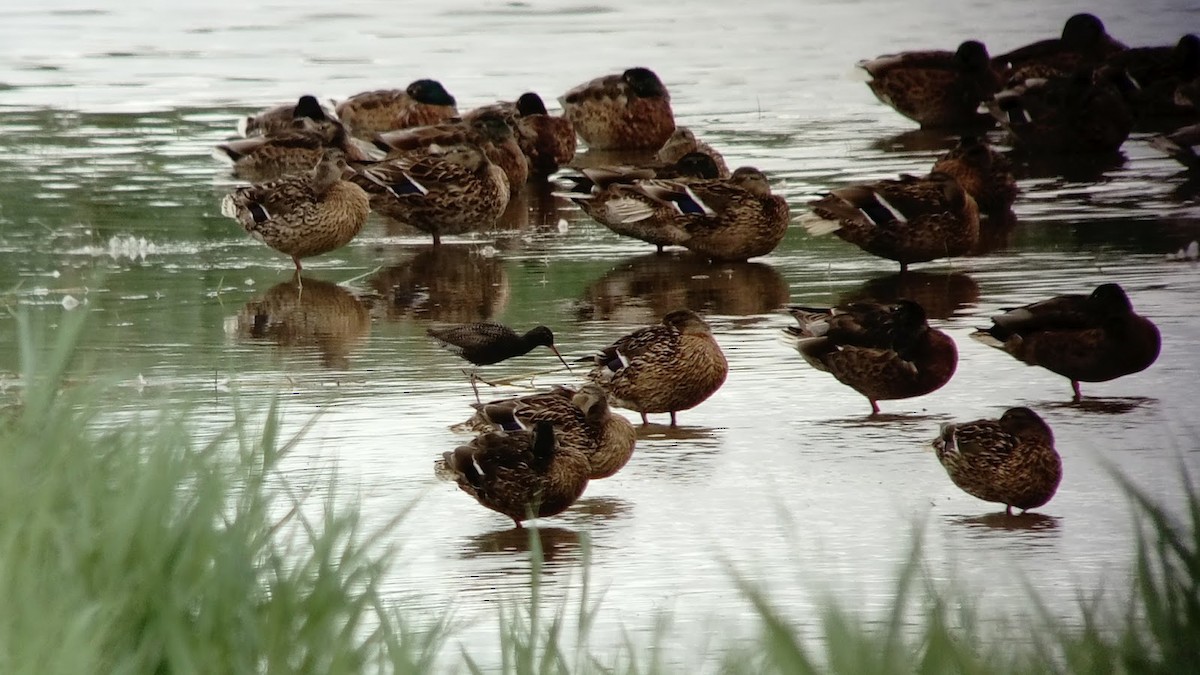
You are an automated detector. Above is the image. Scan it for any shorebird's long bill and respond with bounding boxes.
[550,346,573,373]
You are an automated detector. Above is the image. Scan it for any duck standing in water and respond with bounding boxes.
[933,407,1062,516]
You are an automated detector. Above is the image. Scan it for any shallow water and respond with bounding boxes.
[2,0,1200,665]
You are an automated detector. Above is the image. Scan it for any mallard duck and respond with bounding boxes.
[857,40,1005,128]
[1102,34,1200,119]
[467,93,577,178]
[971,283,1161,401]
[220,148,371,275]
[582,309,728,426]
[782,300,957,414]
[992,13,1128,80]
[1150,122,1200,170]
[352,144,509,245]
[335,79,459,139]
[470,383,638,480]
[930,135,1018,213]
[559,67,676,150]
[238,95,336,138]
[655,127,731,178]
[427,322,572,401]
[933,407,1062,515]
[214,117,372,183]
[437,421,591,528]
[987,69,1135,154]
[623,167,791,261]
[374,110,529,194]
[802,172,980,272]
[561,153,722,253]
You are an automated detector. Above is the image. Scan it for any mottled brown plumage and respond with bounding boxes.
[1103,34,1200,118]
[466,93,577,177]
[971,283,1161,401]
[583,309,728,426]
[933,407,1062,515]
[220,148,371,273]
[930,135,1018,213]
[374,111,529,193]
[562,153,722,253]
[236,277,370,368]
[782,300,958,414]
[352,144,509,245]
[803,172,980,272]
[437,421,590,528]
[335,79,459,139]
[238,95,336,138]
[858,40,1004,128]
[469,383,638,480]
[655,127,731,178]
[627,167,791,262]
[986,70,1134,154]
[214,117,371,183]
[559,67,676,150]
[992,13,1127,80]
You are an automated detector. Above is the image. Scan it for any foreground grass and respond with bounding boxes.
[0,310,1196,673]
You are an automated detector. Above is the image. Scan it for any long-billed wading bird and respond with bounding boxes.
[427,322,573,402]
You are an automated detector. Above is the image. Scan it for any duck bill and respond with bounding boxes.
[550,346,573,374]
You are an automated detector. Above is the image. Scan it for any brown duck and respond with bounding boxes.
[437,421,590,528]
[971,282,1161,401]
[220,148,371,275]
[237,95,336,138]
[930,135,1018,213]
[214,117,371,183]
[374,110,529,194]
[933,407,1062,516]
[582,309,728,426]
[559,67,676,150]
[335,79,459,138]
[783,300,958,415]
[857,40,1004,128]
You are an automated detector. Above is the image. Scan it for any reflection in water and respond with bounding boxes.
[576,253,789,322]
[839,271,980,319]
[491,183,572,238]
[1041,396,1157,416]
[458,526,584,570]
[973,209,1018,256]
[231,277,369,368]
[368,245,510,322]
[868,128,960,154]
[1015,152,1128,183]
[627,426,724,480]
[950,511,1062,534]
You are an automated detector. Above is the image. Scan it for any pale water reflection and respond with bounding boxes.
[1,0,1199,666]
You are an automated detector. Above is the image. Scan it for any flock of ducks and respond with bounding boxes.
[214,13,1181,529]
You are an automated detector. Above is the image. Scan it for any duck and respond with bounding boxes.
[1149,121,1200,170]
[971,282,1161,401]
[436,421,591,528]
[1101,33,1200,119]
[581,309,728,426]
[933,407,1062,516]
[469,383,638,480]
[214,117,372,183]
[335,79,459,139]
[802,172,980,272]
[991,13,1128,81]
[220,148,371,276]
[237,95,337,138]
[559,67,676,150]
[466,93,577,178]
[351,143,510,246]
[782,300,958,415]
[655,127,731,178]
[857,40,1005,128]
[426,322,572,401]
[374,110,529,195]
[561,152,722,253]
[930,135,1018,213]
[623,167,791,261]
[987,69,1135,154]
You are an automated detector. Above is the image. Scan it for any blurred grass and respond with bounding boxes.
[1,308,1196,673]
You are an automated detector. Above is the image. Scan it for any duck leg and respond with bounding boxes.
[639,411,649,425]
[669,411,678,427]
[1071,380,1082,402]
[292,258,304,289]
[869,399,881,415]
[1005,504,1014,516]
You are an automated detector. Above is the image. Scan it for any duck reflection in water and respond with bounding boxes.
[950,511,1062,533]
[459,526,585,569]
[233,276,369,369]
[576,252,788,322]
[839,270,980,320]
[368,245,509,322]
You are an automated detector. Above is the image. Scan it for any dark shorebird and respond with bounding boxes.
[426,322,572,401]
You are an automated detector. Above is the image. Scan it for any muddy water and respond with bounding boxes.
[2,0,1200,664]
